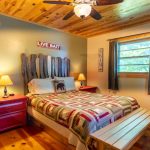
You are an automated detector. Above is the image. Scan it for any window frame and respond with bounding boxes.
[117,38,150,78]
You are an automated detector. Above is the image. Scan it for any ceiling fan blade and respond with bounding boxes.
[43,0,71,5]
[96,0,123,5]
[63,10,74,20]
[90,8,102,20]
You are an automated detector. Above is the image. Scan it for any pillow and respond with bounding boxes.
[54,80,66,93]
[28,78,55,94]
[54,77,75,91]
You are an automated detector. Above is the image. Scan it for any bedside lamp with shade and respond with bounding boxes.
[78,73,86,87]
[0,75,13,98]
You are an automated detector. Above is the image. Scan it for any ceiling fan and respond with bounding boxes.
[43,0,123,20]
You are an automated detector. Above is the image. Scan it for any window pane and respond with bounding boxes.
[119,57,149,65]
[120,48,150,58]
[119,65,149,72]
[120,40,150,51]
[118,39,150,73]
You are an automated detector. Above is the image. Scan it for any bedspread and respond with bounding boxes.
[27,91,139,145]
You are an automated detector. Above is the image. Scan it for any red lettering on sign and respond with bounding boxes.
[37,41,60,50]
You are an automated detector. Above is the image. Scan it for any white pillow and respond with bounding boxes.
[28,78,55,94]
[54,77,75,91]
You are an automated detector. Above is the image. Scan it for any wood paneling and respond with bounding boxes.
[0,125,75,150]
[108,32,150,42]
[119,73,149,78]
[0,124,150,150]
[0,0,150,38]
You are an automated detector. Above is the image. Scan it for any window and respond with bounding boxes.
[118,39,150,73]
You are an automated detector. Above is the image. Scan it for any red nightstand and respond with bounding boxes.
[79,86,97,93]
[0,95,27,132]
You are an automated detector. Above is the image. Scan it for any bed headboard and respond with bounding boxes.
[21,53,70,94]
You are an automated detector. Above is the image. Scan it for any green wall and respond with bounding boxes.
[0,14,87,95]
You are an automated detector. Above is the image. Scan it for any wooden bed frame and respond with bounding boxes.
[30,107,150,150]
[30,117,75,150]
[21,53,70,94]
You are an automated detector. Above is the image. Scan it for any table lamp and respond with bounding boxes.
[78,73,86,87]
[0,75,13,98]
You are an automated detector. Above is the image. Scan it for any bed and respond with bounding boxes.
[21,53,140,150]
[27,91,139,150]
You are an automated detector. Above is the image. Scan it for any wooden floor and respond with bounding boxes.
[0,125,149,150]
[0,125,74,150]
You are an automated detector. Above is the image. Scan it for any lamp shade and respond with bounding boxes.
[74,4,92,18]
[78,73,86,81]
[0,75,13,86]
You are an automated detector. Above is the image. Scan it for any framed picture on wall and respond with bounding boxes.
[98,48,104,72]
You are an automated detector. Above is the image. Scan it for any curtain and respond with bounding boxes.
[148,56,150,95]
[108,41,119,90]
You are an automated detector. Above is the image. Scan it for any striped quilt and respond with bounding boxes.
[27,91,139,145]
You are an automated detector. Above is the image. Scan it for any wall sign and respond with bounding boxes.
[37,41,61,50]
[98,48,104,72]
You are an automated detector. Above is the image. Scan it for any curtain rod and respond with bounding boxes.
[107,32,150,41]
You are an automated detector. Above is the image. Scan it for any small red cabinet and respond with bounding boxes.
[79,86,97,93]
[0,95,27,132]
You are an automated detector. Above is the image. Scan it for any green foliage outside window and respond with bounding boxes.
[118,40,150,73]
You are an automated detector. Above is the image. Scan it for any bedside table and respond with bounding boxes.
[0,95,27,132]
[79,86,97,93]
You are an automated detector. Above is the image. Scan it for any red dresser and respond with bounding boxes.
[0,95,27,132]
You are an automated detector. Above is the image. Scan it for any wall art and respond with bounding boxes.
[98,48,104,72]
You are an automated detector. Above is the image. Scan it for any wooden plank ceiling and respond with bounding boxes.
[0,0,150,38]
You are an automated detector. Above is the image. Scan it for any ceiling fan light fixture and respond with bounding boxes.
[74,4,92,18]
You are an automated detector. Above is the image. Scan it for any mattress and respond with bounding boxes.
[27,91,140,149]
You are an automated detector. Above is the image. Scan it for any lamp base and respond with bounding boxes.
[3,86,9,98]
[80,81,84,87]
